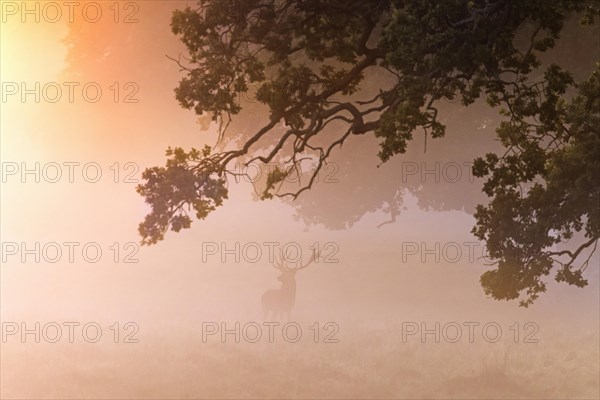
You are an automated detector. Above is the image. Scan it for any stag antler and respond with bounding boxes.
[271,248,320,271]
[292,249,320,271]
[271,251,288,271]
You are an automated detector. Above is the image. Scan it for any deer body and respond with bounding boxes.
[261,250,318,320]
[261,272,296,320]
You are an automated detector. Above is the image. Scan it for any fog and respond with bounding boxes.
[1,2,598,398]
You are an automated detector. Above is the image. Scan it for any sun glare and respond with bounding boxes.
[1,15,68,159]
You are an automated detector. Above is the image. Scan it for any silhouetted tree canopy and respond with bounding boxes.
[137,0,600,306]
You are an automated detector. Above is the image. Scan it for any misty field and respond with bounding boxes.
[2,319,598,399]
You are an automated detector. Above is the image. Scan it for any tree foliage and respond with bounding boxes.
[137,0,600,306]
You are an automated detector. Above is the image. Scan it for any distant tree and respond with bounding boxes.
[137,0,600,306]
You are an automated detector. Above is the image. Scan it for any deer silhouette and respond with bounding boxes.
[261,250,318,320]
